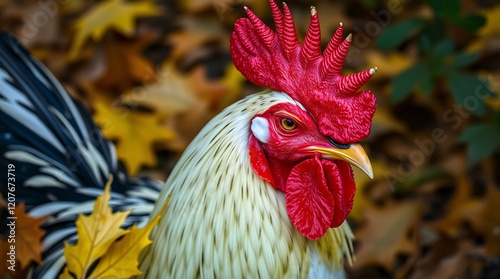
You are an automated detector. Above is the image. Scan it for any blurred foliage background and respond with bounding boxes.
[1,0,500,278]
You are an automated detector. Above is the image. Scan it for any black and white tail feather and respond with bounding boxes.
[0,32,163,278]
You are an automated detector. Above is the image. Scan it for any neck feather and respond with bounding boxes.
[139,91,353,278]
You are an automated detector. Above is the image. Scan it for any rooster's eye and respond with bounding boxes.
[280,118,297,130]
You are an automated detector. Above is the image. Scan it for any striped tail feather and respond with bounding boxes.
[0,32,163,277]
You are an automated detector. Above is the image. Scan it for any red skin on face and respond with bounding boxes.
[249,103,356,239]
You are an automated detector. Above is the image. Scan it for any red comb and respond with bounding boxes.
[230,1,377,143]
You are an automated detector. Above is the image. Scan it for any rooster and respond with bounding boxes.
[1,0,376,278]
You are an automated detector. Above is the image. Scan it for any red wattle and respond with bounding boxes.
[285,155,334,240]
[249,135,275,187]
[323,160,356,228]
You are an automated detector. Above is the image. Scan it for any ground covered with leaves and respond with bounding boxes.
[1,0,500,278]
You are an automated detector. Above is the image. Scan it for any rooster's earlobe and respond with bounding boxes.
[251,117,270,143]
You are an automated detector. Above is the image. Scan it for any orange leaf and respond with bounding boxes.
[0,203,46,270]
[95,34,157,93]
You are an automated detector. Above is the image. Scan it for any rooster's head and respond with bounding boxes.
[230,0,376,240]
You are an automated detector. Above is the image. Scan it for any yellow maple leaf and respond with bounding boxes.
[69,0,160,59]
[91,92,176,175]
[61,177,131,278]
[88,199,167,279]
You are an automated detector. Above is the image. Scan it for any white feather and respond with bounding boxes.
[25,175,66,188]
[4,150,49,166]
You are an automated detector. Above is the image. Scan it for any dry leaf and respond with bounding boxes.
[61,177,131,278]
[433,176,482,238]
[123,64,197,118]
[95,34,157,93]
[0,203,45,275]
[350,160,391,222]
[91,92,176,175]
[466,185,500,256]
[69,0,160,59]
[409,241,483,279]
[14,203,45,268]
[167,25,223,62]
[354,202,420,271]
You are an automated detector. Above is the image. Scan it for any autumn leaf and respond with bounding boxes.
[409,241,483,279]
[88,201,166,279]
[95,34,157,93]
[353,202,420,271]
[62,177,131,278]
[349,160,391,222]
[91,92,177,175]
[15,203,46,268]
[466,185,500,256]
[123,65,197,118]
[0,203,45,274]
[69,0,160,59]
[433,176,482,237]
[61,177,167,279]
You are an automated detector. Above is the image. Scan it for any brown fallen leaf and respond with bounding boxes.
[95,34,157,93]
[466,184,500,256]
[0,203,45,278]
[353,201,421,271]
[0,203,45,276]
[167,23,224,63]
[409,240,484,279]
[433,175,482,238]
[350,160,391,222]
[14,203,45,269]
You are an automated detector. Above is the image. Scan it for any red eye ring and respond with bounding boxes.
[280,118,297,130]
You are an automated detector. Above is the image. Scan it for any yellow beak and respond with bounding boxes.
[310,144,373,179]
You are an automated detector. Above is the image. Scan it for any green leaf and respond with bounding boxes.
[427,0,461,21]
[376,18,428,50]
[458,14,486,32]
[391,62,426,102]
[459,114,500,166]
[451,52,480,68]
[418,32,433,54]
[432,39,455,58]
[447,72,494,116]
